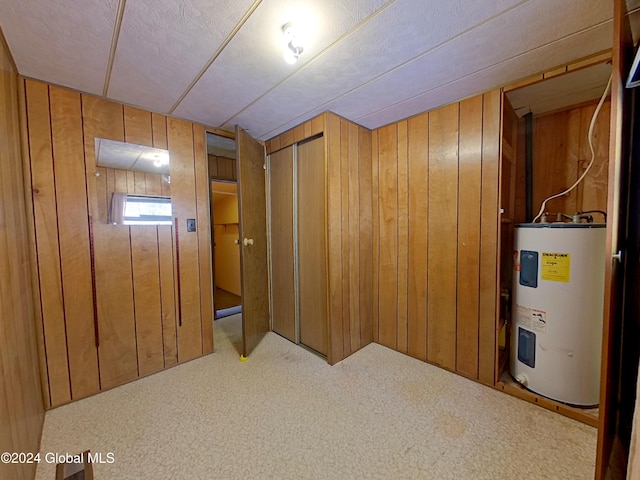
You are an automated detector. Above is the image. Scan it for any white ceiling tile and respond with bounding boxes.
[107,0,257,113]
[253,0,611,139]
[328,0,612,124]
[0,0,117,95]
[355,23,612,129]
[230,0,526,138]
[172,0,391,129]
[0,0,618,139]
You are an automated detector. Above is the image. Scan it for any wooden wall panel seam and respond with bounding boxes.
[192,125,205,356]
[19,78,51,408]
[128,227,141,377]
[25,82,58,408]
[156,227,166,368]
[1,47,45,479]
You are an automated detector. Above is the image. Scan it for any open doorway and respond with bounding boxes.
[211,181,241,317]
[207,132,241,320]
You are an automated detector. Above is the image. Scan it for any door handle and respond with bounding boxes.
[243,237,254,246]
[612,250,623,263]
[234,238,240,245]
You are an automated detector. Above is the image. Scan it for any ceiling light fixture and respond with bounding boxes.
[282,22,303,64]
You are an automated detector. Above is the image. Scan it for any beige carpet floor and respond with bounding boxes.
[36,314,596,479]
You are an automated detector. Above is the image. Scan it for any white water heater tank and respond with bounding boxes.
[510,223,606,406]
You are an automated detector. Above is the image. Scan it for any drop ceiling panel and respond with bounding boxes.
[227,0,526,138]
[0,0,618,142]
[0,0,117,95]
[506,62,612,117]
[107,0,257,113]
[321,0,611,129]
[356,24,612,128]
[172,0,391,128]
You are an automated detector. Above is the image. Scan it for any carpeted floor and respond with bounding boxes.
[36,314,596,479]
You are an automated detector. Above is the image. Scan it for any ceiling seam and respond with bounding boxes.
[217,0,401,129]
[355,19,613,124]
[255,0,532,139]
[168,0,263,115]
[103,0,127,97]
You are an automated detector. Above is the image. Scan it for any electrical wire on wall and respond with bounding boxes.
[532,73,613,223]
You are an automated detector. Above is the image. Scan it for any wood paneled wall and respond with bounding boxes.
[209,154,236,181]
[520,99,611,220]
[0,35,44,480]
[326,113,373,364]
[22,79,213,408]
[266,112,373,364]
[371,91,501,384]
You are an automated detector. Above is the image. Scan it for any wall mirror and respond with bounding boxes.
[94,138,172,225]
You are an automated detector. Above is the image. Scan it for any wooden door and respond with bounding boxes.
[236,127,270,357]
[596,0,634,477]
[269,146,296,342]
[298,136,328,355]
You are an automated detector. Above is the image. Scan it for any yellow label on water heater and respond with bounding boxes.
[541,252,571,282]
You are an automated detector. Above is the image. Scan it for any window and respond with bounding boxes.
[109,193,172,225]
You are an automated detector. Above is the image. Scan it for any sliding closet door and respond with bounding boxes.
[298,137,328,355]
[269,146,296,342]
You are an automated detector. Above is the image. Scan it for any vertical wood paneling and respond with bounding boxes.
[115,169,128,194]
[146,172,162,195]
[348,122,360,352]
[280,128,293,148]
[269,146,296,342]
[456,96,483,379]
[127,171,135,190]
[151,113,168,149]
[311,115,324,136]
[131,226,164,376]
[93,224,138,389]
[427,103,459,370]
[371,91,503,383]
[133,171,145,193]
[266,113,372,363]
[168,118,203,362]
[82,94,125,222]
[397,120,409,354]
[23,80,213,409]
[298,137,328,356]
[19,78,50,413]
[407,113,429,361]
[50,86,101,401]
[327,113,343,363]
[479,90,501,385]
[372,130,380,344]
[123,105,153,146]
[25,80,70,406]
[194,125,214,354]
[0,45,44,480]
[96,166,108,220]
[358,126,373,347]
[340,120,351,356]
[378,124,398,349]
[530,99,610,218]
[158,225,177,366]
